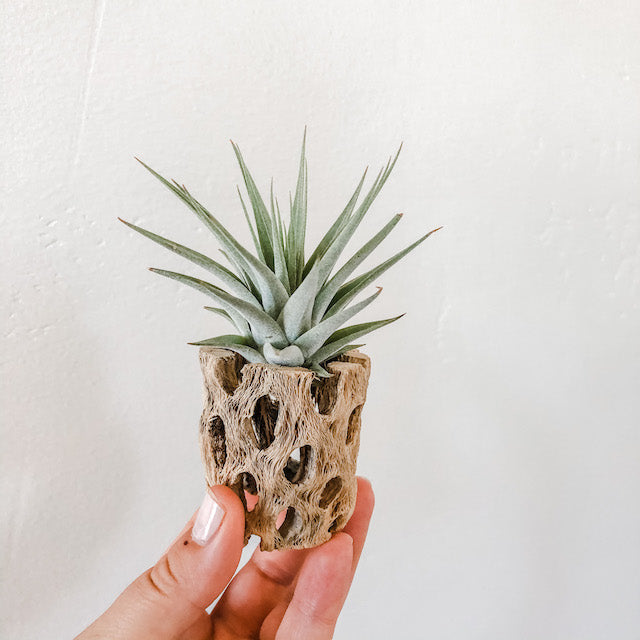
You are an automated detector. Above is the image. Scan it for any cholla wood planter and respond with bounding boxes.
[198,346,371,551]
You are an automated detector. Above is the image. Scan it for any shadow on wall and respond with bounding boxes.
[3,283,135,636]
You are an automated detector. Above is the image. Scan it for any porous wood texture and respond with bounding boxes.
[199,347,371,551]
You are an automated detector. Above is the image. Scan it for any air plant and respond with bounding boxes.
[120,132,439,376]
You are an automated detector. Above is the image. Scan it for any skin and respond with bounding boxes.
[77,477,375,640]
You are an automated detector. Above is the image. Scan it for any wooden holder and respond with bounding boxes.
[198,347,370,551]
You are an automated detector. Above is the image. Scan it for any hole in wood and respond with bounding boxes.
[319,476,343,508]
[229,476,245,505]
[310,375,340,415]
[208,415,226,467]
[346,404,363,444]
[277,506,303,540]
[242,472,259,512]
[329,516,346,533]
[219,352,244,395]
[252,394,279,449]
[283,445,313,484]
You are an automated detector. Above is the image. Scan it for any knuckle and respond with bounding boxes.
[146,553,180,600]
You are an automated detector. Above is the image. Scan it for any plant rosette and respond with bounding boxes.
[122,132,439,550]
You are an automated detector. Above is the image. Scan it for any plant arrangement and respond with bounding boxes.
[122,132,439,550]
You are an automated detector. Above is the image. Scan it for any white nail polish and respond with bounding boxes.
[192,492,225,546]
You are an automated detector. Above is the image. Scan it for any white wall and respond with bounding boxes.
[2,2,639,638]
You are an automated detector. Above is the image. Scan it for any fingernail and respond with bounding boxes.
[192,491,225,546]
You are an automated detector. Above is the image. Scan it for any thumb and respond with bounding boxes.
[78,486,245,640]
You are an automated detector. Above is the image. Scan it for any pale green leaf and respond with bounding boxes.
[327,226,441,318]
[237,186,264,261]
[275,197,287,245]
[295,287,382,359]
[287,129,307,288]
[204,306,248,334]
[203,306,232,320]
[189,334,251,346]
[270,179,290,291]
[311,145,402,289]
[311,213,402,323]
[179,182,288,315]
[230,141,274,268]
[302,166,368,278]
[278,264,321,342]
[137,159,289,315]
[188,338,266,363]
[263,343,305,366]
[218,249,257,296]
[308,362,331,378]
[326,343,365,360]
[150,268,288,347]
[119,218,260,306]
[309,315,404,364]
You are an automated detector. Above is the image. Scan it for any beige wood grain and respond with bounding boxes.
[198,347,370,550]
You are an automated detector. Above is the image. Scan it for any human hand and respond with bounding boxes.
[76,477,374,640]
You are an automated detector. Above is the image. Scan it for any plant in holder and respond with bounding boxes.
[121,133,439,550]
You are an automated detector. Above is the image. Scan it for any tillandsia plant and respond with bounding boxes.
[122,132,439,550]
[120,132,439,377]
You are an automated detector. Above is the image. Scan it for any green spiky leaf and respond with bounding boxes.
[302,167,368,278]
[270,179,290,291]
[328,343,365,360]
[287,129,307,288]
[149,268,287,347]
[326,226,441,319]
[230,141,274,268]
[189,334,251,346]
[188,337,266,363]
[236,186,263,261]
[309,315,404,364]
[119,218,259,305]
[203,306,246,333]
[308,362,331,378]
[312,213,403,323]
[308,145,403,293]
[295,287,382,359]
[137,159,288,315]
[278,265,321,342]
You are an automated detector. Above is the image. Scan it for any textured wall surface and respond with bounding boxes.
[2,2,639,638]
